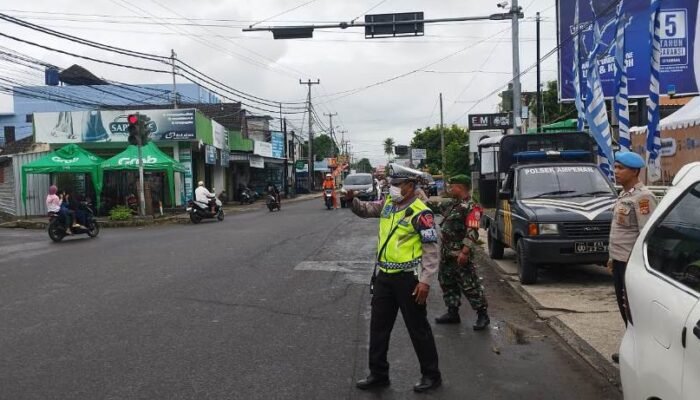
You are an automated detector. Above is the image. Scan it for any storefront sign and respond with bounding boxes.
[271,131,285,158]
[411,148,427,160]
[33,109,197,143]
[205,145,217,165]
[468,113,512,131]
[220,150,230,167]
[213,120,227,150]
[254,141,273,158]
[660,138,677,157]
[179,148,193,203]
[250,155,265,169]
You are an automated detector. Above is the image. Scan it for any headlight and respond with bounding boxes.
[364,187,374,193]
[538,223,559,235]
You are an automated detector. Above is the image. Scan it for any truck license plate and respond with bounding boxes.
[574,241,608,254]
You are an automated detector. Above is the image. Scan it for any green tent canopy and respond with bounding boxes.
[21,144,104,210]
[527,119,579,134]
[101,142,186,205]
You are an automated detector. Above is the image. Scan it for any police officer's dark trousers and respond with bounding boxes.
[369,270,441,380]
[612,260,628,326]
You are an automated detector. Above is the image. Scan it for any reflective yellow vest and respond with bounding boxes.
[377,197,429,273]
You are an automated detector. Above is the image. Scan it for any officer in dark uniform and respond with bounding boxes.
[430,175,490,330]
[351,163,442,393]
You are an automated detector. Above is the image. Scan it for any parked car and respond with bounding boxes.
[340,173,376,208]
[620,162,700,400]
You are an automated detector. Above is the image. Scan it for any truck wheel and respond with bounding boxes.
[488,233,505,260]
[516,240,538,284]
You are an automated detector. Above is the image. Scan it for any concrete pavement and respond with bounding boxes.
[0,201,620,399]
[475,228,624,385]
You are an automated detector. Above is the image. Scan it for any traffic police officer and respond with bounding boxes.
[352,163,442,393]
[431,175,490,330]
[608,151,657,362]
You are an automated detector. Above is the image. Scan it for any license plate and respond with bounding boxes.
[574,241,608,254]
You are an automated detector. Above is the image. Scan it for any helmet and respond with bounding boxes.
[386,163,429,185]
[326,173,332,178]
[198,181,205,186]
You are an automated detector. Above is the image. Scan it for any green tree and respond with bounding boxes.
[312,134,339,162]
[383,137,395,162]
[353,158,373,173]
[530,80,577,125]
[410,125,470,176]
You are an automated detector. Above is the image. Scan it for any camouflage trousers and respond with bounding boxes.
[438,258,488,311]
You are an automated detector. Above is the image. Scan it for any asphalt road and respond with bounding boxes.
[0,199,621,400]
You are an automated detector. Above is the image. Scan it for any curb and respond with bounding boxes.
[475,247,621,388]
[0,194,322,230]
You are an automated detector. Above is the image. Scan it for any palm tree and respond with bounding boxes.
[383,137,395,162]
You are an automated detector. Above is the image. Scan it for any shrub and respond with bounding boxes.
[109,205,133,221]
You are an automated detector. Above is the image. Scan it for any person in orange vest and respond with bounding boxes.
[322,173,338,208]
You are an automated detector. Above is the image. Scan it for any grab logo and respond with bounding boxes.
[52,157,79,164]
[118,155,157,165]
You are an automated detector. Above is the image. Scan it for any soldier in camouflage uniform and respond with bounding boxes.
[431,175,490,330]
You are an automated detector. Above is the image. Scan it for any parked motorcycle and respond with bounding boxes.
[48,202,100,242]
[239,185,255,205]
[324,189,334,210]
[187,192,224,223]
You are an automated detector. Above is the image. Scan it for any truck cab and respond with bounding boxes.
[479,133,617,284]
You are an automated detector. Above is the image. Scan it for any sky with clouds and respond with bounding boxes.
[0,0,560,165]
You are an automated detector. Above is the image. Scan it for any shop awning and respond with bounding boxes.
[101,142,185,204]
[21,144,104,210]
[632,96,700,133]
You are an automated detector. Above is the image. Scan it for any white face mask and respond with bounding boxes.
[389,185,403,203]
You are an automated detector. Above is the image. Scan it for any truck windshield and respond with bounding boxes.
[518,166,613,199]
[344,175,373,185]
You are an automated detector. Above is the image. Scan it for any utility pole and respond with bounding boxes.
[300,79,320,191]
[536,12,542,133]
[283,117,289,197]
[511,0,523,134]
[439,93,446,178]
[171,49,178,109]
[325,112,338,156]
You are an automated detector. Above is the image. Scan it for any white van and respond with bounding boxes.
[620,162,700,400]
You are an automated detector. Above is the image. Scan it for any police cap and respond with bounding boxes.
[615,151,645,169]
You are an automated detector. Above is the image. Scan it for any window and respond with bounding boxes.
[25,114,33,123]
[646,182,700,294]
[518,166,613,199]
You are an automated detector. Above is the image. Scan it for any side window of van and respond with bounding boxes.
[645,182,700,294]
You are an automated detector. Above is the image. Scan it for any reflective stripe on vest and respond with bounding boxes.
[377,197,428,271]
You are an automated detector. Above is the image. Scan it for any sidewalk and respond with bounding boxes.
[0,193,322,230]
[475,228,624,386]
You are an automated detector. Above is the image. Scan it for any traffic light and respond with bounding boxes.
[127,114,139,145]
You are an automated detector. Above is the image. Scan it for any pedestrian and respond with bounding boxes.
[431,175,490,330]
[351,163,442,393]
[608,151,657,363]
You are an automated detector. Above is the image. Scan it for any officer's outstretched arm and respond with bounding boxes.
[351,197,383,218]
[413,210,440,285]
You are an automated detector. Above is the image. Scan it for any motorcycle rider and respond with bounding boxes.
[322,173,337,209]
[267,182,281,208]
[195,181,216,212]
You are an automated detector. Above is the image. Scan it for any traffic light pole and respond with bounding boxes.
[136,135,146,217]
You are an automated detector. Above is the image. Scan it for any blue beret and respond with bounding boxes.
[615,151,645,169]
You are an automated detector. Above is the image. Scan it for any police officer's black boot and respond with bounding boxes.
[435,306,460,324]
[473,308,490,331]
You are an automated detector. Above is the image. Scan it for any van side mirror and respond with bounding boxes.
[498,189,512,200]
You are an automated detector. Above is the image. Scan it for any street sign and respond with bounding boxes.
[411,148,427,160]
[468,113,513,131]
[365,12,425,38]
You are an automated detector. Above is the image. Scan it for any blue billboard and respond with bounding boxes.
[558,0,699,101]
[271,131,285,159]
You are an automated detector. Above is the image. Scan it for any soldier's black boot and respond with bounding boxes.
[473,308,490,331]
[435,306,461,324]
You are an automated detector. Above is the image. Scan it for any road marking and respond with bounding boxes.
[294,260,374,284]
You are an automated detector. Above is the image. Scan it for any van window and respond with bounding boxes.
[645,182,700,294]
